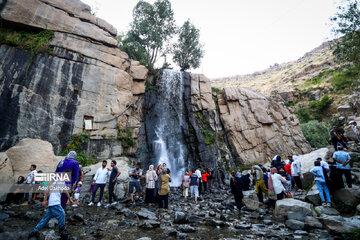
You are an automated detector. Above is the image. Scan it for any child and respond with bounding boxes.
[72,182,82,207]
[28,182,72,239]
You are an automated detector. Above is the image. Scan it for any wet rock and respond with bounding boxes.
[321,215,359,234]
[234,224,251,229]
[177,225,196,233]
[242,198,263,211]
[73,213,84,222]
[106,219,120,226]
[0,231,30,240]
[174,212,187,224]
[177,232,187,239]
[121,208,138,219]
[305,184,321,206]
[294,230,308,235]
[163,227,178,236]
[314,206,339,216]
[40,230,59,240]
[137,238,151,240]
[118,220,130,227]
[304,216,323,229]
[287,211,307,222]
[188,215,204,223]
[285,219,305,230]
[263,220,272,225]
[25,212,38,220]
[0,213,9,221]
[333,188,360,211]
[209,211,216,217]
[47,218,58,228]
[139,220,160,229]
[206,219,225,227]
[275,199,315,217]
[137,208,157,220]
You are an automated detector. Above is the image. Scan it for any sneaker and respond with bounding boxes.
[97,202,101,207]
[326,203,332,207]
[131,202,136,208]
[111,201,118,206]
[72,204,78,207]
[88,202,94,206]
[322,202,327,207]
[104,204,110,208]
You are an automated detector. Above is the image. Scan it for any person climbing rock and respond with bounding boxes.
[253,165,268,203]
[310,161,332,207]
[330,126,348,151]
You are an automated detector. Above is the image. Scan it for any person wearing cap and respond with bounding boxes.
[333,146,352,188]
[330,126,348,151]
[350,121,360,143]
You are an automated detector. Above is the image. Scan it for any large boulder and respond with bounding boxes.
[275,198,315,217]
[298,148,329,174]
[305,184,321,206]
[322,215,360,234]
[333,188,360,213]
[6,139,61,177]
[0,152,15,201]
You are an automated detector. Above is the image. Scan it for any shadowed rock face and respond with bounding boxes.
[0,0,147,154]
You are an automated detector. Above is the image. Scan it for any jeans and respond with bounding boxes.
[91,183,105,203]
[33,205,65,232]
[108,182,117,203]
[316,181,331,203]
[203,181,208,192]
[338,168,352,188]
[331,138,347,151]
[158,194,168,209]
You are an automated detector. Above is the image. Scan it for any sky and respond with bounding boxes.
[82,0,340,78]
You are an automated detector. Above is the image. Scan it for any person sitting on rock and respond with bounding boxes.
[72,181,82,207]
[230,172,244,214]
[252,165,268,203]
[333,146,352,189]
[268,167,286,200]
[5,176,25,205]
[310,161,332,207]
[28,181,73,240]
[291,156,304,191]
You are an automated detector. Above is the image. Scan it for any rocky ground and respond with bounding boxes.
[1,181,359,240]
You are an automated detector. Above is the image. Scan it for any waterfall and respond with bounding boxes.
[150,70,187,186]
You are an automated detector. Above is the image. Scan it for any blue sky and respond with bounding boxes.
[82,0,340,78]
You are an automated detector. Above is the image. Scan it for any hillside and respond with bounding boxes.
[211,42,337,96]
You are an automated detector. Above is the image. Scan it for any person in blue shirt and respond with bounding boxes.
[310,161,331,207]
[332,146,352,188]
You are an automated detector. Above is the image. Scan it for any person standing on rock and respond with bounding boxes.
[145,164,157,207]
[55,151,79,209]
[190,169,200,202]
[291,156,304,191]
[202,170,210,193]
[106,160,120,207]
[218,167,225,189]
[240,173,251,191]
[195,167,202,195]
[28,181,72,240]
[88,160,110,207]
[268,168,286,200]
[333,146,352,188]
[22,164,37,206]
[271,155,284,170]
[350,121,360,143]
[181,171,190,199]
[330,126,348,151]
[230,172,244,213]
[253,165,268,203]
[128,163,143,207]
[158,168,171,209]
[310,161,332,207]
[208,168,215,191]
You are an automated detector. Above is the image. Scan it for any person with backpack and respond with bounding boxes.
[310,161,332,207]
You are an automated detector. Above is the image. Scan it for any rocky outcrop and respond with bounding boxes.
[218,87,311,164]
[0,0,147,154]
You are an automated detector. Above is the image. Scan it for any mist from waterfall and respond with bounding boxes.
[152,70,187,186]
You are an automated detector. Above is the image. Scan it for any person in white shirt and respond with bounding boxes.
[88,160,110,207]
[195,167,202,195]
[22,164,37,205]
[350,121,360,143]
[291,156,304,191]
[28,181,73,239]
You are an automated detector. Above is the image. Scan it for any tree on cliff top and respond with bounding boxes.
[172,20,204,71]
[331,0,360,67]
[118,0,176,69]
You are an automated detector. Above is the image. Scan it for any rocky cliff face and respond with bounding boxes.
[0,0,147,154]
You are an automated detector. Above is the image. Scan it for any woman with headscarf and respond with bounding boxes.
[145,165,157,206]
[268,168,287,200]
[5,176,25,204]
[158,168,171,209]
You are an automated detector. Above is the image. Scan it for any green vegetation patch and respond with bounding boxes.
[300,120,330,148]
[211,87,222,95]
[295,95,333,123]
[60,133,97,166]
[117,128,136,148]
[200,128,215,145]
[332,67,360,92]
[145,79,157,92]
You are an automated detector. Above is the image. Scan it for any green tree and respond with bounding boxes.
[118,0,176,68]
[300,120,330,148]
[172,20,204,71]
[331,1,360,67]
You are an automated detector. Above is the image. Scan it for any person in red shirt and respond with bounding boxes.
[202,170,210,193]
[284,156,293,175]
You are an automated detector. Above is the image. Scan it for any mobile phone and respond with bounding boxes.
[4,158,8,162]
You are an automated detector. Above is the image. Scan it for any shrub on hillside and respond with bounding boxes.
[300,120,330,148]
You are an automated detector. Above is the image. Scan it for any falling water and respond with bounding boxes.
[151,70,187,186]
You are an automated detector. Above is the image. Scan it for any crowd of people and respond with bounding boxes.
[0,121,357,239]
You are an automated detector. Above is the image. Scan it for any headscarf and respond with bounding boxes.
[66,151,77,159]
[253,165,263,180]
[148,165,154,171]
[268,167,278,192]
